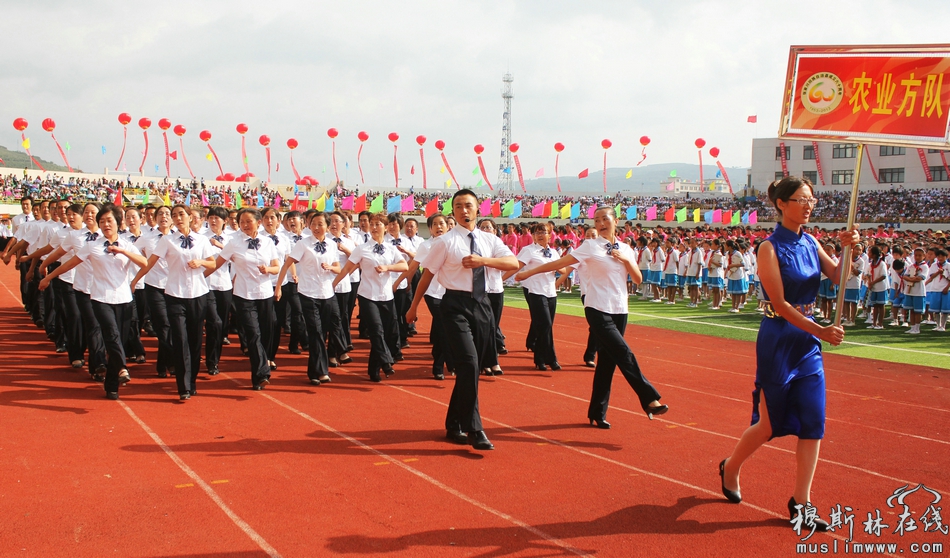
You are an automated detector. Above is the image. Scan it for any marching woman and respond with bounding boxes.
[719,176,857,532]
[385,213,413,349]
[275,211,342,385]
[121,207,147,364]
[40,205,148,399]
[506,223,564,371]
[201,206,235,375]
[134,205,216,400]
[328,211,356,358]
[261,207,299,369]
[332,213,408,382]
[130,205,175,378]
[204,208,280,390]
[516,206,668,426]
[479,218,508,368]
[38,203,86,369]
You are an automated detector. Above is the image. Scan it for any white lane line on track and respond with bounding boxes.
[249,386,592,558]
[117,401,282,558]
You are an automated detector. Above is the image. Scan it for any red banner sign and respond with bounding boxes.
[780,45,950,148]
[812,141,826,185]
[917,148,933,181]
[779,141,789,177]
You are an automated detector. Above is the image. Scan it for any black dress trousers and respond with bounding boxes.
[165,293,208,395]
[441,292,494,433]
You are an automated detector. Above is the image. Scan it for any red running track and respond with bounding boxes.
[0,263,947,557]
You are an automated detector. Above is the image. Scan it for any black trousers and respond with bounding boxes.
[580,294,598,362]
[299,295,332,380]
[393,287,411,346]
[19,261,31,309]
[125,288,146,359]
[206,289,231,370]
[23,261,41,323]
[75,290,107,373]
[91,300,132,394]
[349,280,362,338]
[145,284,173,375]
[333,291,352,349]
[441,292,494,433]
[165,293,208,395]
[525,292,558,366]
[423,295,447,373]
[42,266,58,341]
[53,278,85,362]
[272,283,308,357]
[357,296,400,380]
[233,295,275,384]
[487,291,506,352]
[585,307,661,421]
[47,262,65,347]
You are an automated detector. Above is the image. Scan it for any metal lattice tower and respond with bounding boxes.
[497,73,513,192]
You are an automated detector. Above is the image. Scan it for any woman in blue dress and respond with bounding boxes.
[719,177,859,531]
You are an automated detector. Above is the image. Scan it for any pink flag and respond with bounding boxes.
[713,209,722,223]
[479,198,492,217]
[587,205,596,219]
[535,168,544,178]
[379,162,384,169]
[341,195,354,210]
[645,205,657,221]
[666,181,675,191]
[201,193,209,206]
[532,202,544,217]
[401,195,414,212]
[274,194,282,208]
[749,210,758,225]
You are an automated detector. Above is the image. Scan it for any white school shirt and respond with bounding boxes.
[571,238,634,315]
[52,225,80,284]
[20,219,45,255]
[707,250,724,279]
[866,258,890,293]
[76,236,142,304]
[726,251,745,281]
[637,246,651,270]
[676,249,689,276]
[63,228,101,294]
[662,248,679,275]
[218,233,280,300]
[12,213,32,235]
[202,228,235,291]
[684,248,702,277]
[648,247,664,272]
[846,257,866,290]
[349,240,402,302]
[289,235,340,300]
[927,260,950,292]
[264,231,292,287]
[329,234,354,294]
[138,229,169,289]
[384,233,412,290]
[345,231,363,283]
[414,239,446,299]
[120,230,146,291]
[889,268,904,293]
[152,232,214,299]
[517,244,560,298]
[904,261,929,297]
[417,225,514,294]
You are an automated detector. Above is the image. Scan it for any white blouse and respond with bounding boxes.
[349,241,402,302]
[289,235,340,300]
[152,232,214,299]
[517,244,559,298]
[138,229,170,289]
[76,236,142,304]
[571,239,634,315]
[202,229,235,291]
[62,227,100,294]
[330,234,354,293]
[218,233,280,300]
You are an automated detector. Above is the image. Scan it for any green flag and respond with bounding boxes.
[502,199,514,217]
[472,167,478,175]
[235,191,243,209]
[731,210,741,225]
[370,194,384,212]
[676,208,687,222]
[65,142,71,151]
[143,189,150,204]
[476,179,484,188]
[549,202,559,219]
[614,204,622,219]
[670,169,677,177]
[442,200,452,215]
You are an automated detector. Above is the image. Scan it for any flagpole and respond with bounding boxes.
[833,143,863,327]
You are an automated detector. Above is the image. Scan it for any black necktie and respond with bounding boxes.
[469,232,485,302]
[130,235,139,243]
[542,247,552,258]
[373,243,385,255]
[363,233,369,242]
[180,235,194,249]
[605,242,619,255]
[247,237,260,250]
[270,234,279,246]
[313,241,327,254]
[391,238,402,246]
[86,231,99,241]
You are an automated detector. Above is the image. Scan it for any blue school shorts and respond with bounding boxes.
[868,290,888,306]
[678,275,687,288]
[708,276,725,289]
[685,276,701,287]
[647,270,661,285]
[727,278,747,295]
[890,289,904,309]
[844,288,861,303]
[903,295,926,314]
[701,269,709,285]
[927,291,950,313]
[660,273,678,288]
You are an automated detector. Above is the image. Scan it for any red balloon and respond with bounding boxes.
[158,118,172,131]
[474,144,484,155]
[327,128,338,139]
[709,147,720,158]
[223,173,235,181]
[695,138,706,149]
[639,135,651,147]
[216,174,226,181]
[601,139,612,149]
[309,178,319,186]
[246,172,255,178]
[173,125,186,136]
[258,134,270,146]
[388,132,399,143]
[295,178,308,186]
[118,113,132,126]
[509,143,520,153]
[357,130,369,142]
[554,142,565,153]
[236,123,249,135]
[138,117,151,130]
[303,176,317,186]
[287,138,298,149]
[236,173,247,182]
[42,118,56,132]
[416,135,426,146]
[13,117,28,131]
[199,130,212,142]
[434,140,445,151]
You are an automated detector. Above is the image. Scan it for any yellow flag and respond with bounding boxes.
[316,193,326,211]
[440,166,446,174]
[446,179,452,187]
[625,169,632,179]
[693,208,700,223]
[22,138,30,150]
[560,202,571,219]
[163,191,171,206]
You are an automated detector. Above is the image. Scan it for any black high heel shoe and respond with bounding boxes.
[589,419,611,429]
[642,402,669,420]
[788,497,829,531]
[719,459,741,503]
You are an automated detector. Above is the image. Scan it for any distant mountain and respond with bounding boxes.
[487,163,747,195]
[0,145,75,173]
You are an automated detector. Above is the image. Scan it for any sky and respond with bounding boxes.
[3,0,950,191]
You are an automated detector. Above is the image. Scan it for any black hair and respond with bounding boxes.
[308,211,328,225]
[386,212,404,227]
[768,176,814,217]
[427,213,447,228]
[97,205,124,228]
[452,188,478,207]
[207,206,229,220]
[237,208,263,223]
[261,207,280,220]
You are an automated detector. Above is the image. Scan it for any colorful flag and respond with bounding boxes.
[401,195,414,212]
[235,191,243,209]
[675,208,686,223]
[476,179,484,188]
[502,199,514,217]
[425,198,439,217]
[479,198,491,217]
[646,205,657,221]
[342,195,354,210]
[721,210,731,224]
[625,169,632,179]
[206,153,213,161]
[693,208,700,223]
[143,189,150,205]
[511,200,522,218]
[570,203,580,220]
[442,200,452,215]
[491,200,501,218]
[440,165,446,174]
[747,115,757,123]
[410,165,415,175]
[614,204,622,219]
[185,192,192,206]
[626,206,637,220]
[750,210,758,225]
[257,193,264,208]
[666,181,675,191]
[560,203,571,219]
[101,146,106,155]
[445,179,452,188]
[21,138,30,149]
[741,211,749,225]
[704,210,714,224]
[163,191,171,206]
[577,168,589,179]
[386,195,401,213]
[378,162,384,170]
[472,167,478,175]
[532,202,544,218]
[732,211,741,226]
[274,194,282,209]
[370,194,384,212]
[65,142,71,151]
[535,168,544,178]
[713,209,722,223]
[548,202,557,219]
[587,205,596,219]
[316,193,327,211]
[326,195,335,212]
[354,194,366,212]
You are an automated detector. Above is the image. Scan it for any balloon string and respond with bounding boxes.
[555,153,561,193]
[697,150,704,190]
[419,148,427,190]
[477,155,493,190]
[289,151,300,181]
[115,126,127,172]
[513,154,526,192]
[603,151,607,193]
[393,144,398,188]
[180,138,195,179]
[50,132,72,172]
[208,143,224,176]
[332,141,339,185]
[265,147,271,183]
[357,144,365,184]
[241,136,249,175]
[716,160,734,196]
[637,147,647,166]
[138,131,149,174]
[440,152,461,190]
[163,132,170,178]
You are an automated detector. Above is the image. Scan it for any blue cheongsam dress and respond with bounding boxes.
[752,224,825,440]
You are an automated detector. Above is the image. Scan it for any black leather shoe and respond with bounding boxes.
[251,384,264,391]
[535,364,547,371]
[157,370,168,378]
[339,355,353,364]
[584,360,596,368]
[369,373,382,383]
[208,367,219,376]
[491,368,503,376]
[498,346,508,355]
[433,369,445,380]
[445,430,468,445]
[106,392,119,400]
[719,459,742,503]
[309,378,322,386]
[549,362,562,371]
[317,375,331,383]
[788,497,829,531]
[643,402,669,420]
[589,419,611,429]
[189,389,197,396]
[289,348,302,355]
[55,345,67,353]
[135,355,147,364]
[328,358,339,367]
[180,393,191,401]
[384,366,395,377]
[468,431,494,450]
[269,361,278,371]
